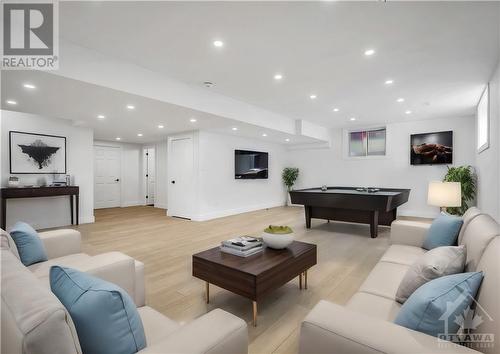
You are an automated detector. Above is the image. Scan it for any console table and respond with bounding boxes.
[0,186,79,230]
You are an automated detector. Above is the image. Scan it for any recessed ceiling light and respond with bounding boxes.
[310,94,317,100]
[158,124,164,129]
[285,138,290,142]
[385,79,394,85]
[262,133,267,137]
[350,117,356,121]
[190,118,197,123]
[116,137,121,141]
[213,40,224,47]
[23,83,36,89]
[97,114,105,119]
[137,133,143,137]
[333,108,339,112]
[405,110,412,115]
[274,73,283,80]
[364,49,375,56]
[6,100,17,105]
[232,127,238,131]
[397,98,405,103]
[126,104,135,110]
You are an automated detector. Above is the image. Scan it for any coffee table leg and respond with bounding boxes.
[253,301,257,327]
[205,282,210,304]
[299,273,303,289]
[304,270,308,289]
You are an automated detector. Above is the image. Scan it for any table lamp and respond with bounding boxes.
[427,181,462,212]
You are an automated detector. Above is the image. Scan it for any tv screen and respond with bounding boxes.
[410,131,453,165]
[235,150,268,179]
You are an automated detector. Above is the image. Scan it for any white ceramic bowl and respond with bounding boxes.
[262,231,294,249]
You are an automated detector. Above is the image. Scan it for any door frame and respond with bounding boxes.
[93,144,123,209]
[167,132,198,219]
[142,146,156,206]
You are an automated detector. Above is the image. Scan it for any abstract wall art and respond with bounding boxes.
[10,131,66,174]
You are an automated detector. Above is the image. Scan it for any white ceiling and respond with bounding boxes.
[1,70,320,145]
[58,1,500,127]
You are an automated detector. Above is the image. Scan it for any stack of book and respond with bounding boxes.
[220,236,264,257]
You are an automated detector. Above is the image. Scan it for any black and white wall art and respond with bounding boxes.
[10,131,66,174]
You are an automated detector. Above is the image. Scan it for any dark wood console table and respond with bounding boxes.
[0,186,79,230]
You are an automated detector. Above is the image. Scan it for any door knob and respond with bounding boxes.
[115,179,120,182]
[171,180,175,184]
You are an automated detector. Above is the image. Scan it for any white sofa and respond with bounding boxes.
[1,228,248,354]
[299,207,500,354]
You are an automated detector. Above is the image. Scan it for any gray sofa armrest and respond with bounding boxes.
[139,309,248,354]
[390,220,431,247]
[38,229,81,259]
[299,300,480,354]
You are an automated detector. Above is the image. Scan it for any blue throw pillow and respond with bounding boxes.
[394,272,483,337]
[50,266,146,354]
[423,212,463,250]
[9,221,48,266]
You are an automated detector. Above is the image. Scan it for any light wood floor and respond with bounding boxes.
[75,206,393,354]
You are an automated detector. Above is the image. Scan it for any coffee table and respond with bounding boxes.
[192,241,317,326]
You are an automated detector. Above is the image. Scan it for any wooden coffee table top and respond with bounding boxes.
[193,240,316,276]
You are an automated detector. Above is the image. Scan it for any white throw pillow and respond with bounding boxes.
[396,245,466,304]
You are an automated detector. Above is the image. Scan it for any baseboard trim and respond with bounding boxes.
[192,201,286,221]
[154,203,168,210]
[79,215,95,224]
[121,201,143,207]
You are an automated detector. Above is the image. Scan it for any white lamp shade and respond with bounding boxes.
[427,181,462,207]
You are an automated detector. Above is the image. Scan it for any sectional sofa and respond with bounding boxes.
[1,228,248,354]
[299,207,500,354]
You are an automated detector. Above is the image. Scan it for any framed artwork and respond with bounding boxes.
[410,131,453,165]
[9,131,66,174]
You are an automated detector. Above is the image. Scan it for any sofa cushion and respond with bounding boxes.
[459,213,500,271]
[9,222,48,266]
[422,213,463,250]
[1,229,20,260]
[346,292,401,321]
[359,261,409,300]
[28,253,92,278]
[395,245,466,303]
[137,306,180,345]
[50,266,146,354]
[1,250,81,354]
[394,272,483,337]
[380,244,426,266]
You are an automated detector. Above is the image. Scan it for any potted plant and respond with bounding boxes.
[443,165,476,215]
[282,167,299,205]
[262,225,294,249]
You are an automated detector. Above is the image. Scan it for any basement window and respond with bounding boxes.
[477,84,489,153]
[349,128,386,157]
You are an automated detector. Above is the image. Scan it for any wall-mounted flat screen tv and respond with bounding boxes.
[410,131,453,165]
[235,150,268,179]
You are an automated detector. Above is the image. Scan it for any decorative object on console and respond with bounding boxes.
[394,272,483,338]
[50,266,147,354]
[7,176,19,188]
[395,245,466,304]
[9,221,48,266]
[427,181,462,213]
[443,166,476,216]
[262,225,294,249]
[422,212,463,250]
[410,131,453,165]
[9,131,66,174]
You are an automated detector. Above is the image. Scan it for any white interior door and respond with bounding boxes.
[144,148,155,205]
[168,137,194,218]
[94,146,121,209]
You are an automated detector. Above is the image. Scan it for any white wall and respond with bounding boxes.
[475,60,500,221]
[93,141,144,207]
[193,131,287,220]
[1,110,94,229]
[287,116,476,218]
[154,140,168,209]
